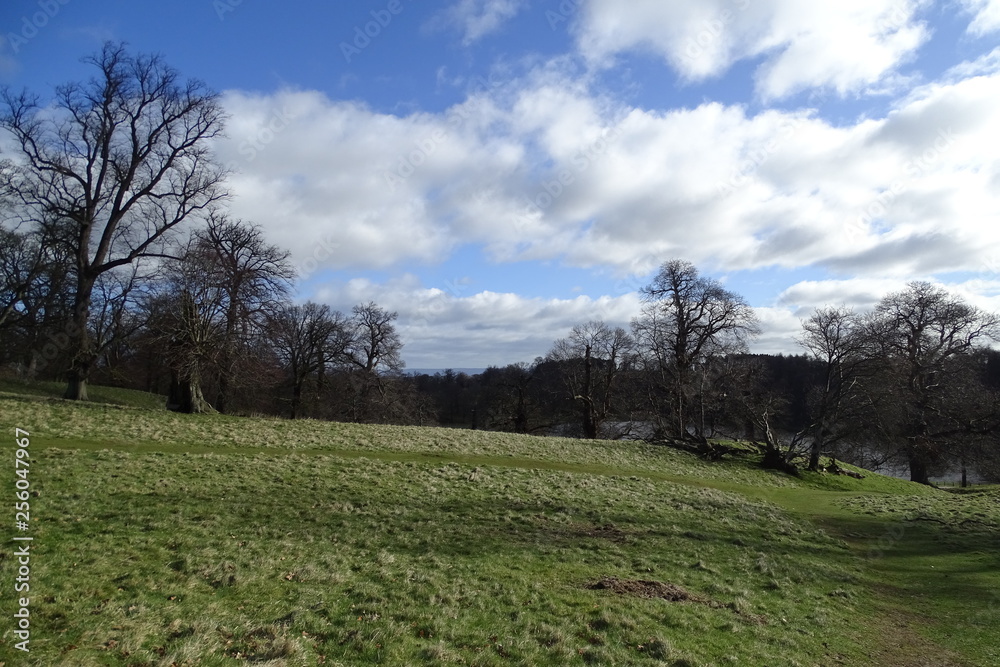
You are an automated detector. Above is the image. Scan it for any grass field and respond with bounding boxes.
[0,386,997,665]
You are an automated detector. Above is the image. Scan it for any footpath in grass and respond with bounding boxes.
[0,391,998,665]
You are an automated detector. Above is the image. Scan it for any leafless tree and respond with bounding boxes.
[0,225,73,375]
[796,306,873,471]
[343,302,405,422]
[725,355,802,473]
[866,282,1000,484]
[0,228,45,330]
[632,259,760,439]
[192,213,295,412]
[154,240,229,414]
[548,320,635,439]
[269,301,350,419]
[346,302,404,374]
[480,362,539,434]
[0,42,227,400]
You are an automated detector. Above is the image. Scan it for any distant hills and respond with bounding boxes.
[405,368,486,377]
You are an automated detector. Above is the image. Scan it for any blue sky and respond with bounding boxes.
[3,0,1000,369]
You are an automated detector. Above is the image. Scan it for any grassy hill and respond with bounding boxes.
[0,377,168,411]
[1,386,997,665]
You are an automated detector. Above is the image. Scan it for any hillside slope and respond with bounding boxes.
[1,390,996,665]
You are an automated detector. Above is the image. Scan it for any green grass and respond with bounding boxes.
[0,377,167,410]
[1,386,997,665]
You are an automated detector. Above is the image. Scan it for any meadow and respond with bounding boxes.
[0,384,997,666]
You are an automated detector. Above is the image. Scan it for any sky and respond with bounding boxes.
[2,0,1000,370]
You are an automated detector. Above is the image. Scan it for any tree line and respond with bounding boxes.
[0,42,420,423]
[2,43,999,485]
[412,260,1000,485]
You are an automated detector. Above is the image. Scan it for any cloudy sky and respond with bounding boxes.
[3,0,1000,369]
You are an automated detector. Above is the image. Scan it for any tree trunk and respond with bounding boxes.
[582,404,597,439]
[908,452,931,485]
[675,377,685,439]
[167,368,215,414]
[64,276,95,401]
[65,367,90,401]
[761,446,798,475]
[216,371,230,415]
[581,345,598,439]
[291,380,303,419]
[514,387,528,434]
[808,429,824,472]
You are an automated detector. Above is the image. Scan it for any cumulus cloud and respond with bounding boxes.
[960,0,1000,35]
[214,60,1000,285]
[311,276,644,368]
[214,88,525,274]
[493,69,1000,280]
[209,47,1000,364]
[574,0,930,99]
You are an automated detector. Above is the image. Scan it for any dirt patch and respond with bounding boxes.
[588,577,697,602]
[534,518,632,544]
[580,523,629,543]
[586,577,767,625]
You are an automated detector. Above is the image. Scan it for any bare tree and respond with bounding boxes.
[0,225,73,376]
[193,214,295,412]
[269,302,350,419]
[0,42,227,400]
[0,228,45,330]
[480,362,539,434]
[726,355,802,473]
[548,320,634,439]
[154,240,228,414]
[796,306,872,471]
[344,302,405,422]
[346,302,404,374]
[89,263,151,384]
[633,259,760,439]
[866,282,1000,484]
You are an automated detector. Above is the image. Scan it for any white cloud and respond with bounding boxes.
[215,88,525,275]
[776,277,912,314]
[574,0,930,99]
[0,36,19,79]
[752,306,808,355]
[960,0,1000,35]
[214,57,1000,292]
[436,0,528,45]
[311,276,644,368]
[305,271,1000,367]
